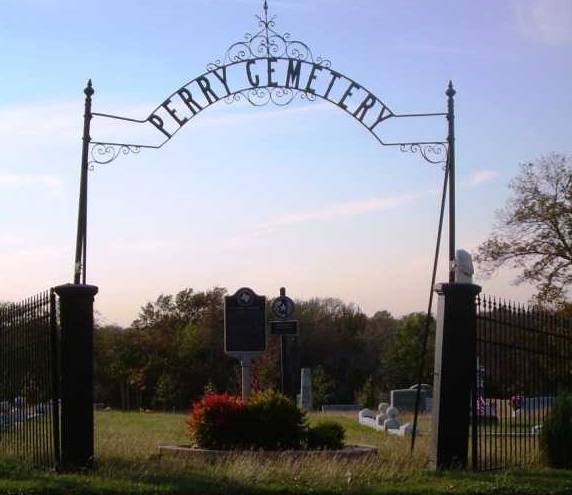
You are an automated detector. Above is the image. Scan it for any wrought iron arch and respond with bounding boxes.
[74,0,456,286]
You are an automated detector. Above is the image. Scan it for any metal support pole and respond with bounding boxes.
[280,335,297,400]
[74,80,94,284]
[241,356,253,401]
[446,81,456,283]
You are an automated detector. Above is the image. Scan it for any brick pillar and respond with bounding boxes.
[429,282,481,470]
[55,284,98,471]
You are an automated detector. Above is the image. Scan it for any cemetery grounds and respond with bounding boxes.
[0,409,571,495]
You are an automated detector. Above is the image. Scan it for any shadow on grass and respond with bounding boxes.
[1,456,572,495]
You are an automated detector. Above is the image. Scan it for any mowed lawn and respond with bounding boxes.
[0,409,570,494]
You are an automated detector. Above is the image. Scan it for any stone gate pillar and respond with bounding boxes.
[429,282,481,470]
[55,283,98,471]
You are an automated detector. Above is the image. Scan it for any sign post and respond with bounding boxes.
[270,287,298,399]
[224,287,266,401]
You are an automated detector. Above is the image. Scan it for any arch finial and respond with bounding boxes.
[263,0,270,57]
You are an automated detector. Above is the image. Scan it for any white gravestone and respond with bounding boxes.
[383,406,400,430]
[300,368,313,411]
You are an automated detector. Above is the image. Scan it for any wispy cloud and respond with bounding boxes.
[0,173,64,193]
[0,102,79,143]
[0,245,68,264]
[0,235,25,248]
[514,0,572,46]
[260,191,433,230]
[226,189,439,248]
[462,170,500,188]
[108,238,183,254]
[0,100,156,147]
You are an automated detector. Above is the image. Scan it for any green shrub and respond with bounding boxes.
[540,393,572,468]
[246,389,307,450]
[188,390,349,451]
[186,392,247,449]
[305,420,345,450]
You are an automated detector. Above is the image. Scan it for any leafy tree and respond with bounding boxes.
[476,153,572,306]
[357,376,379,409]
[311,365,336,408]
[296,298,369,403]
[380,312,435,390]
[131,287,238,409]
[253,337,281,392]
[365,310,399,392]
[93,324,126,406]
[92,287,238,410]
[92,286,440,412]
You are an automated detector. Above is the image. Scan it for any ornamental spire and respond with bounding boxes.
[263,0,270,57]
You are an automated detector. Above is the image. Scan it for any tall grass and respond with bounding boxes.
[1,410,571,494]
[94,410,431,488]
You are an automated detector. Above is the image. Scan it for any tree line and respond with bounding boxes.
[93,287,435,411]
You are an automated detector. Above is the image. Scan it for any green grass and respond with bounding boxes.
[0,410,570,495]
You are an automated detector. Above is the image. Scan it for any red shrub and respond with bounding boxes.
[187,392,247,449]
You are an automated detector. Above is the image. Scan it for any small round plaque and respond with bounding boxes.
[271,296,295,319]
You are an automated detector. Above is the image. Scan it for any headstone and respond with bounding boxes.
[358,408,378,429]
[376,402,389,425]
[391,389,427,412]
[300,368,313,410]
[359,408,376,420]
[386,421,420,436]
[399,422,416,436]
[511,396,554,418]
[383,406,400,430]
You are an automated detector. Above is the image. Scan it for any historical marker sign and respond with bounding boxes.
[270,319,299,336]
[270,289,298,336]
[224,287,266,356]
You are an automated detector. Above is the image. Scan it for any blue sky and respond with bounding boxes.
[1,0,571,326]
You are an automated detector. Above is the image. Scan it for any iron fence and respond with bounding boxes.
[0,290,60,470]
[473,294,572,470]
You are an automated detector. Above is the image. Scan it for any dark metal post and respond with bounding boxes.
[280,336,297,400]
[446,82,456,283]
[429,282,481,470]
[74,80,94,285]
[277,287,298,401]
[55,283,98,472]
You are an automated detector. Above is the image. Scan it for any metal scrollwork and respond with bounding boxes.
[227,87,297,107]
[399,143,448,165]
[88,143,141,168]
[208,1,331,70]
